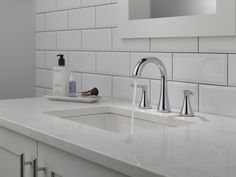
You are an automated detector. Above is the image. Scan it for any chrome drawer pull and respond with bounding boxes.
[33,158,46,177]
[20,153,33,177]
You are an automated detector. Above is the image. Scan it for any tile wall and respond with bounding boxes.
[35,0,236,117]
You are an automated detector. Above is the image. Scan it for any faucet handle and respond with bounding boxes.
[179,90,194,117]
[184,90,194,97]
[130,84,152,109]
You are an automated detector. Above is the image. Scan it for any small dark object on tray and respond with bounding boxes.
[81,87,99,96]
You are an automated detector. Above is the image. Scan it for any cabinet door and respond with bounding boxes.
[0,146,20,177]
[38,142,129,177]
[0,126,37,177]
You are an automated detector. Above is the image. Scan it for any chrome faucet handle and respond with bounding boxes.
[179,90,194,117]
[130,84,152,109]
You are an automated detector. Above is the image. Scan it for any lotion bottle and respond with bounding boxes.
[68,72,77,97]
[52,54,70,96]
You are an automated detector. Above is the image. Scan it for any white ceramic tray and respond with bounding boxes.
[45,95,102,103]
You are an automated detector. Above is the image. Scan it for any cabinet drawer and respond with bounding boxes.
[38,142,129,177]
[0,126,37,159]
[0,126,37,177]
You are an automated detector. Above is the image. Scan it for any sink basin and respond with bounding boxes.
[45,106,193,134]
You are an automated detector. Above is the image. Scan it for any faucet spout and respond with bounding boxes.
[132,57,171,113]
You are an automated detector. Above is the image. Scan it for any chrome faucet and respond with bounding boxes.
[132,57,171,113]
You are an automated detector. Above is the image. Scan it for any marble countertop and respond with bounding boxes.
[0,97,235,177]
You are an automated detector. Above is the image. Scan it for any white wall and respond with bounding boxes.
[35,0,236,117]
[0,0,35,99]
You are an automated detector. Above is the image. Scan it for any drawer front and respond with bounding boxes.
[0,126,37,158]
[0,126,37,177]
[38,142,129,177]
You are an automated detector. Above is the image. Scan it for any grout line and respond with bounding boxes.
[128,52,131,76]
[111,76,113,97]
[44,14,46,31]
[36,26,117,33]
[227,54,229,86]
[197,37,200,53]
[35,2,117,14]
[171,53,174,80]
[80,73,83,92]
[198,84,200,112]
[67,10,69,29]
[43,51,46,67]
[35,48,232,55]
[95,6,97,28]
[111,28,113,51]
[80,30,83,50]
[95,52,97,73]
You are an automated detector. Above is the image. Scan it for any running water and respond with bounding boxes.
[130,79,138,134]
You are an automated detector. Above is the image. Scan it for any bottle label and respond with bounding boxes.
[69,81,77,97]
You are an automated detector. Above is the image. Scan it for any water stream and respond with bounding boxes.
[130,79,138,134]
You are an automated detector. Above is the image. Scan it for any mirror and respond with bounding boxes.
[119,0,236,38]
[129,0,216,20]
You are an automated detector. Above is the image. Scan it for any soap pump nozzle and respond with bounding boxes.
[57,54,65,66]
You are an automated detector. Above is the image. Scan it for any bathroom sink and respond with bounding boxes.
[45,106,193,134]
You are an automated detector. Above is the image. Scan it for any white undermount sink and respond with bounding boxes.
[45,106,194,134]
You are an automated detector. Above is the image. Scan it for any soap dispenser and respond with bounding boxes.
[52,54,71,96]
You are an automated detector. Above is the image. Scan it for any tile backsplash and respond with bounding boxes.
[35,0,236,117]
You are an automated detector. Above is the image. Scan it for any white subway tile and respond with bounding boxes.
[36,32,56,50]
[130,53,172,80]
[45,51,69,69]
[96,52,129,76]
[173,53,227,85]
[35,14,45,31]
[35,0,56,13]
[45,89,53,96]
[36,87,45,97]
[112,28,149,51]
[96,4,117,27]
[151,80,199,111]
[46,11,68,31]
[82,0,111,7]
[200,85,236,117]
[57,0,81,10]
[229,55,236,86]
[82,29,111,51]
[113,77,149,101]
[199,37,236,53]
[36,69,52,88]
[69,7,95,29]
[57,31,82,50]
[36,51,45,68]
[151,37,198,52]
[82,74,112,97]
[69,52,96,73]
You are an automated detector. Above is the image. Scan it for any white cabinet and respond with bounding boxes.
[0,126,37,177]
[0,127,130,177]
[38,142,129,177]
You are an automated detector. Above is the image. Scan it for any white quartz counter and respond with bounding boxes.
[0,97,235,177]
